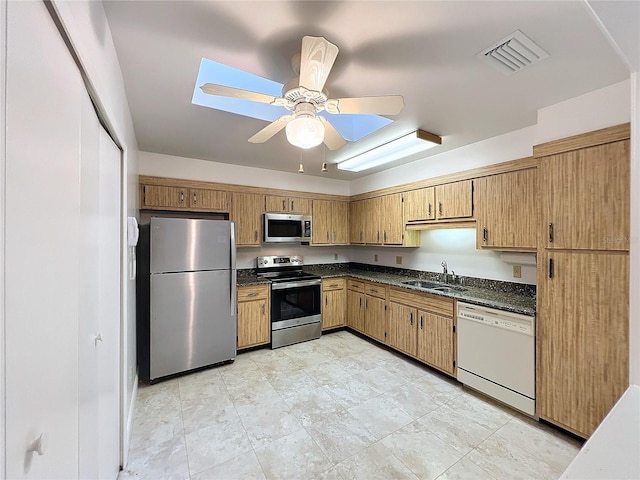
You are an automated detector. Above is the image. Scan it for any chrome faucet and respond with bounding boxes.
[441,261,448,283]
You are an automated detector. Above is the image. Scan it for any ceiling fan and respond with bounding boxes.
[199,36,405,150]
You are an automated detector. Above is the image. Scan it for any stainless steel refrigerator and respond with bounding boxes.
[147,217,236,382]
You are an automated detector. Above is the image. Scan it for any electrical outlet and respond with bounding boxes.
[374,254,378,262]
[334,253,338,260]
[396,256,402,265]
[513,265,522,278]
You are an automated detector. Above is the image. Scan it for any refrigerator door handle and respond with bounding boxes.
[230,222,237,316]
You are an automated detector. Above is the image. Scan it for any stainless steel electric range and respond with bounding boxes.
[257,255,321,349]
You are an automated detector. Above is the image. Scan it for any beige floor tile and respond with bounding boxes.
[409,371,464,404]
[304,359,354,386]
[353,365,409,394]
[381,421,464,480]
[347,394,414,439]
[190,450,266,480]
[282,384,346,425]
[380,382,441,419]
[236,398,303,449]
[254,429,333,480]
[303,409,376,464]
[181,399,237,435]
[311,466,345,480]
[122,435,189,480]
[436,456,497,480]
[418,404,495,455]
[446,390,514,432]
[333,442,419,480]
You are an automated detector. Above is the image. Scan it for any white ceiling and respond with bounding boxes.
[102,1,631,180]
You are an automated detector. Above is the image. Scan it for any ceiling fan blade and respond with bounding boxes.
[298,36,339,93]
[319,117,347,151]
[325,95,405,116]
[248,116,292,144]
[200,83,285,106]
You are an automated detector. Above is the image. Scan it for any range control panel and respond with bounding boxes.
[257,255,304,269]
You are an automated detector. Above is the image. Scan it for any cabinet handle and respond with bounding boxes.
[410,312,413,325]
[291,200,294,211]
[548,258,554,279]
[366,299,368,309]
[282,200,286,210]
[438,202,443,216]
[28,433,47,456]
[482,227,488,243]
[247,292,259,297]
[193,192,197,205]
[548,222,554,243]
[428,204,432,217]
[94,332,103,347]
[384,231,387,243]
[420,316,423,329]
[325,295,328,306]
[180,191,184,204]
[326,231,329,241]
[377,231,380,242]
[359,298,362,307]
[254,230,258,242]
[333,231,337,242]
[261,303,265,315]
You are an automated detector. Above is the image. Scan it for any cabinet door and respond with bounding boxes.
[388,302,417,356]
[404,187,435,223]
[349,200,365,244]
[322,289,346,330]
[364,197,382,244]
[417,311,455,375]
[538,251,628,437]
[232,193,264,246]
[237,299,270,348]
[312,199,332,244]
[435,180,473,219]
[265,195,289,212]
[475,169,537,250]
[191,188,229,211]
[540,140,630,251]
[365,295,386,342]
[332,201,350,244]
[290,197,311,215]
[347,290,365,332]
[142,184,187,208]
[381,193,404,245]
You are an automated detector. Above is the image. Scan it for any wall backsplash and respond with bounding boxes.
[237,228,537,285]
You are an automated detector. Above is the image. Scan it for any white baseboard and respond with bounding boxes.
[121,373,138,469]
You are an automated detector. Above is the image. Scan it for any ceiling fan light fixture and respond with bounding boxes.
[337,129,442,172]
[286,113,325,149]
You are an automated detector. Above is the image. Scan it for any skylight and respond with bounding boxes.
[192,58,392,142]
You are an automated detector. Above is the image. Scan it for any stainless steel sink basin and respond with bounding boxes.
[402,280,442,289]
[401,280,466,293]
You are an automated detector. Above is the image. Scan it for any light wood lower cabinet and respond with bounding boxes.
[322,278,346,330]
[388,302,417,356]
[363,282,387,343]
[538,250,629,438]
[237,285,270,349]
[347,280,365,332]
[417,311,455,375]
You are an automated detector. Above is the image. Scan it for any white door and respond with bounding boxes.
[5,1,82,477]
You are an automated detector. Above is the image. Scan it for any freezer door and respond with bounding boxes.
[150,270,236,380]
[150,217,232,273]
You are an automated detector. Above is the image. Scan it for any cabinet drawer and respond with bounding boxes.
[237,284,269,302]
[389,287,454,317]
[322,278,346,291]
[347,279,365,292]
[365,282,386,299]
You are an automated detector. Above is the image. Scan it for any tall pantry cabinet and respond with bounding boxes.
[534,124,630,438]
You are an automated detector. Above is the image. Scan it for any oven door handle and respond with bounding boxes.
[271,280,321,291]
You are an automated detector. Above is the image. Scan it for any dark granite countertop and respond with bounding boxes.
[236,263,536,316]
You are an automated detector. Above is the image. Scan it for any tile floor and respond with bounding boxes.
[119,330,582,480]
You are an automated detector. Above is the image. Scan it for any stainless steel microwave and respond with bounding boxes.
[263,213,312,243]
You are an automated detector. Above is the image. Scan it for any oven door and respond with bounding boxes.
[270,280,321,329]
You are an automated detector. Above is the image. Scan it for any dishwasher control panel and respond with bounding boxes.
[458,305,534,336]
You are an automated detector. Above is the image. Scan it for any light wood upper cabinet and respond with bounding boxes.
[141,185,188,209]
[265,195,312,214]
[190,188,229,211]
[435,180,473,220]
[475,169,537,251]
[404,187,435,223]
[312,200,349,245]
[539,139,630,251]
[237,284,270,349]
[381,193,404,245]
[322,278,346,330]
[349,200,365,244]
[538,250,628,438]
[364,197,382,244]
[232,192,264,246]
[388,302,417,356]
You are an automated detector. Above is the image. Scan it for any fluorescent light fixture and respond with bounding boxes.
[337,129,442,172]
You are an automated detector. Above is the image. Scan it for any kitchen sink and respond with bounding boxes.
[402,280,466,293]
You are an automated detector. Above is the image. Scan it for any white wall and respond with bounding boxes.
[51,0,139,466]
[139,151,350,196]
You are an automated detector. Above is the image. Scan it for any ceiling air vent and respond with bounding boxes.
[476,30,549,75]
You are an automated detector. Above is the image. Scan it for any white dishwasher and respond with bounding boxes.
[457,302,535,415]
